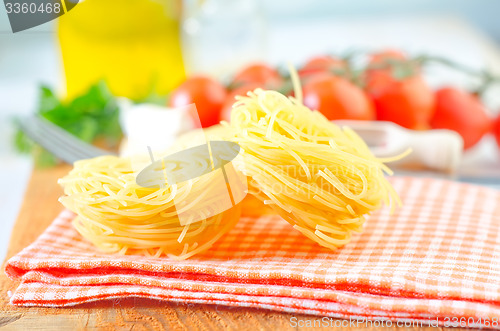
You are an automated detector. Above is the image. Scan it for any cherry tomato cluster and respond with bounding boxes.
[168,50,499,150]
[364,50,493,150]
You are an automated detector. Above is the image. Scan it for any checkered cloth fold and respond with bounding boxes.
[5,177,500,328]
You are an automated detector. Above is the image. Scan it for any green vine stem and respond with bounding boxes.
[414,55,500,96]
[363,54,500,96]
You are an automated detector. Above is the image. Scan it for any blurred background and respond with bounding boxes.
[2,0,500,259]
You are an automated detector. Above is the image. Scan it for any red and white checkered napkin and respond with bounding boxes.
[5,177,500,327]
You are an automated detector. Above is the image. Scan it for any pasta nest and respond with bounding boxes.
[59,155,241,260]
[229,89,399,250]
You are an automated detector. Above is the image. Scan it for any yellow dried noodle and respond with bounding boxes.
[228,88,400,250]
[58,154,241,260]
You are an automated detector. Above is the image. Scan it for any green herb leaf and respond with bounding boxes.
[13,81,123,167]
[13,128,33,154]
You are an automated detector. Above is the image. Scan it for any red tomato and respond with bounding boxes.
[365,49,413,93]
[369,49,406,65]
[302,74,375,121]
[366,72,434,129]
[220,83,261,122]
[232,63,282,88]
[299,55,346,78]
[365,49,433,129]
[493,114,500,148]
[169,76,227,128]
[430,87,492,150]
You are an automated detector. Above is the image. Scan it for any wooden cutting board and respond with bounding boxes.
[0,165,461,330]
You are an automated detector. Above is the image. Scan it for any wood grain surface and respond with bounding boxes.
[0,165,467,330]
